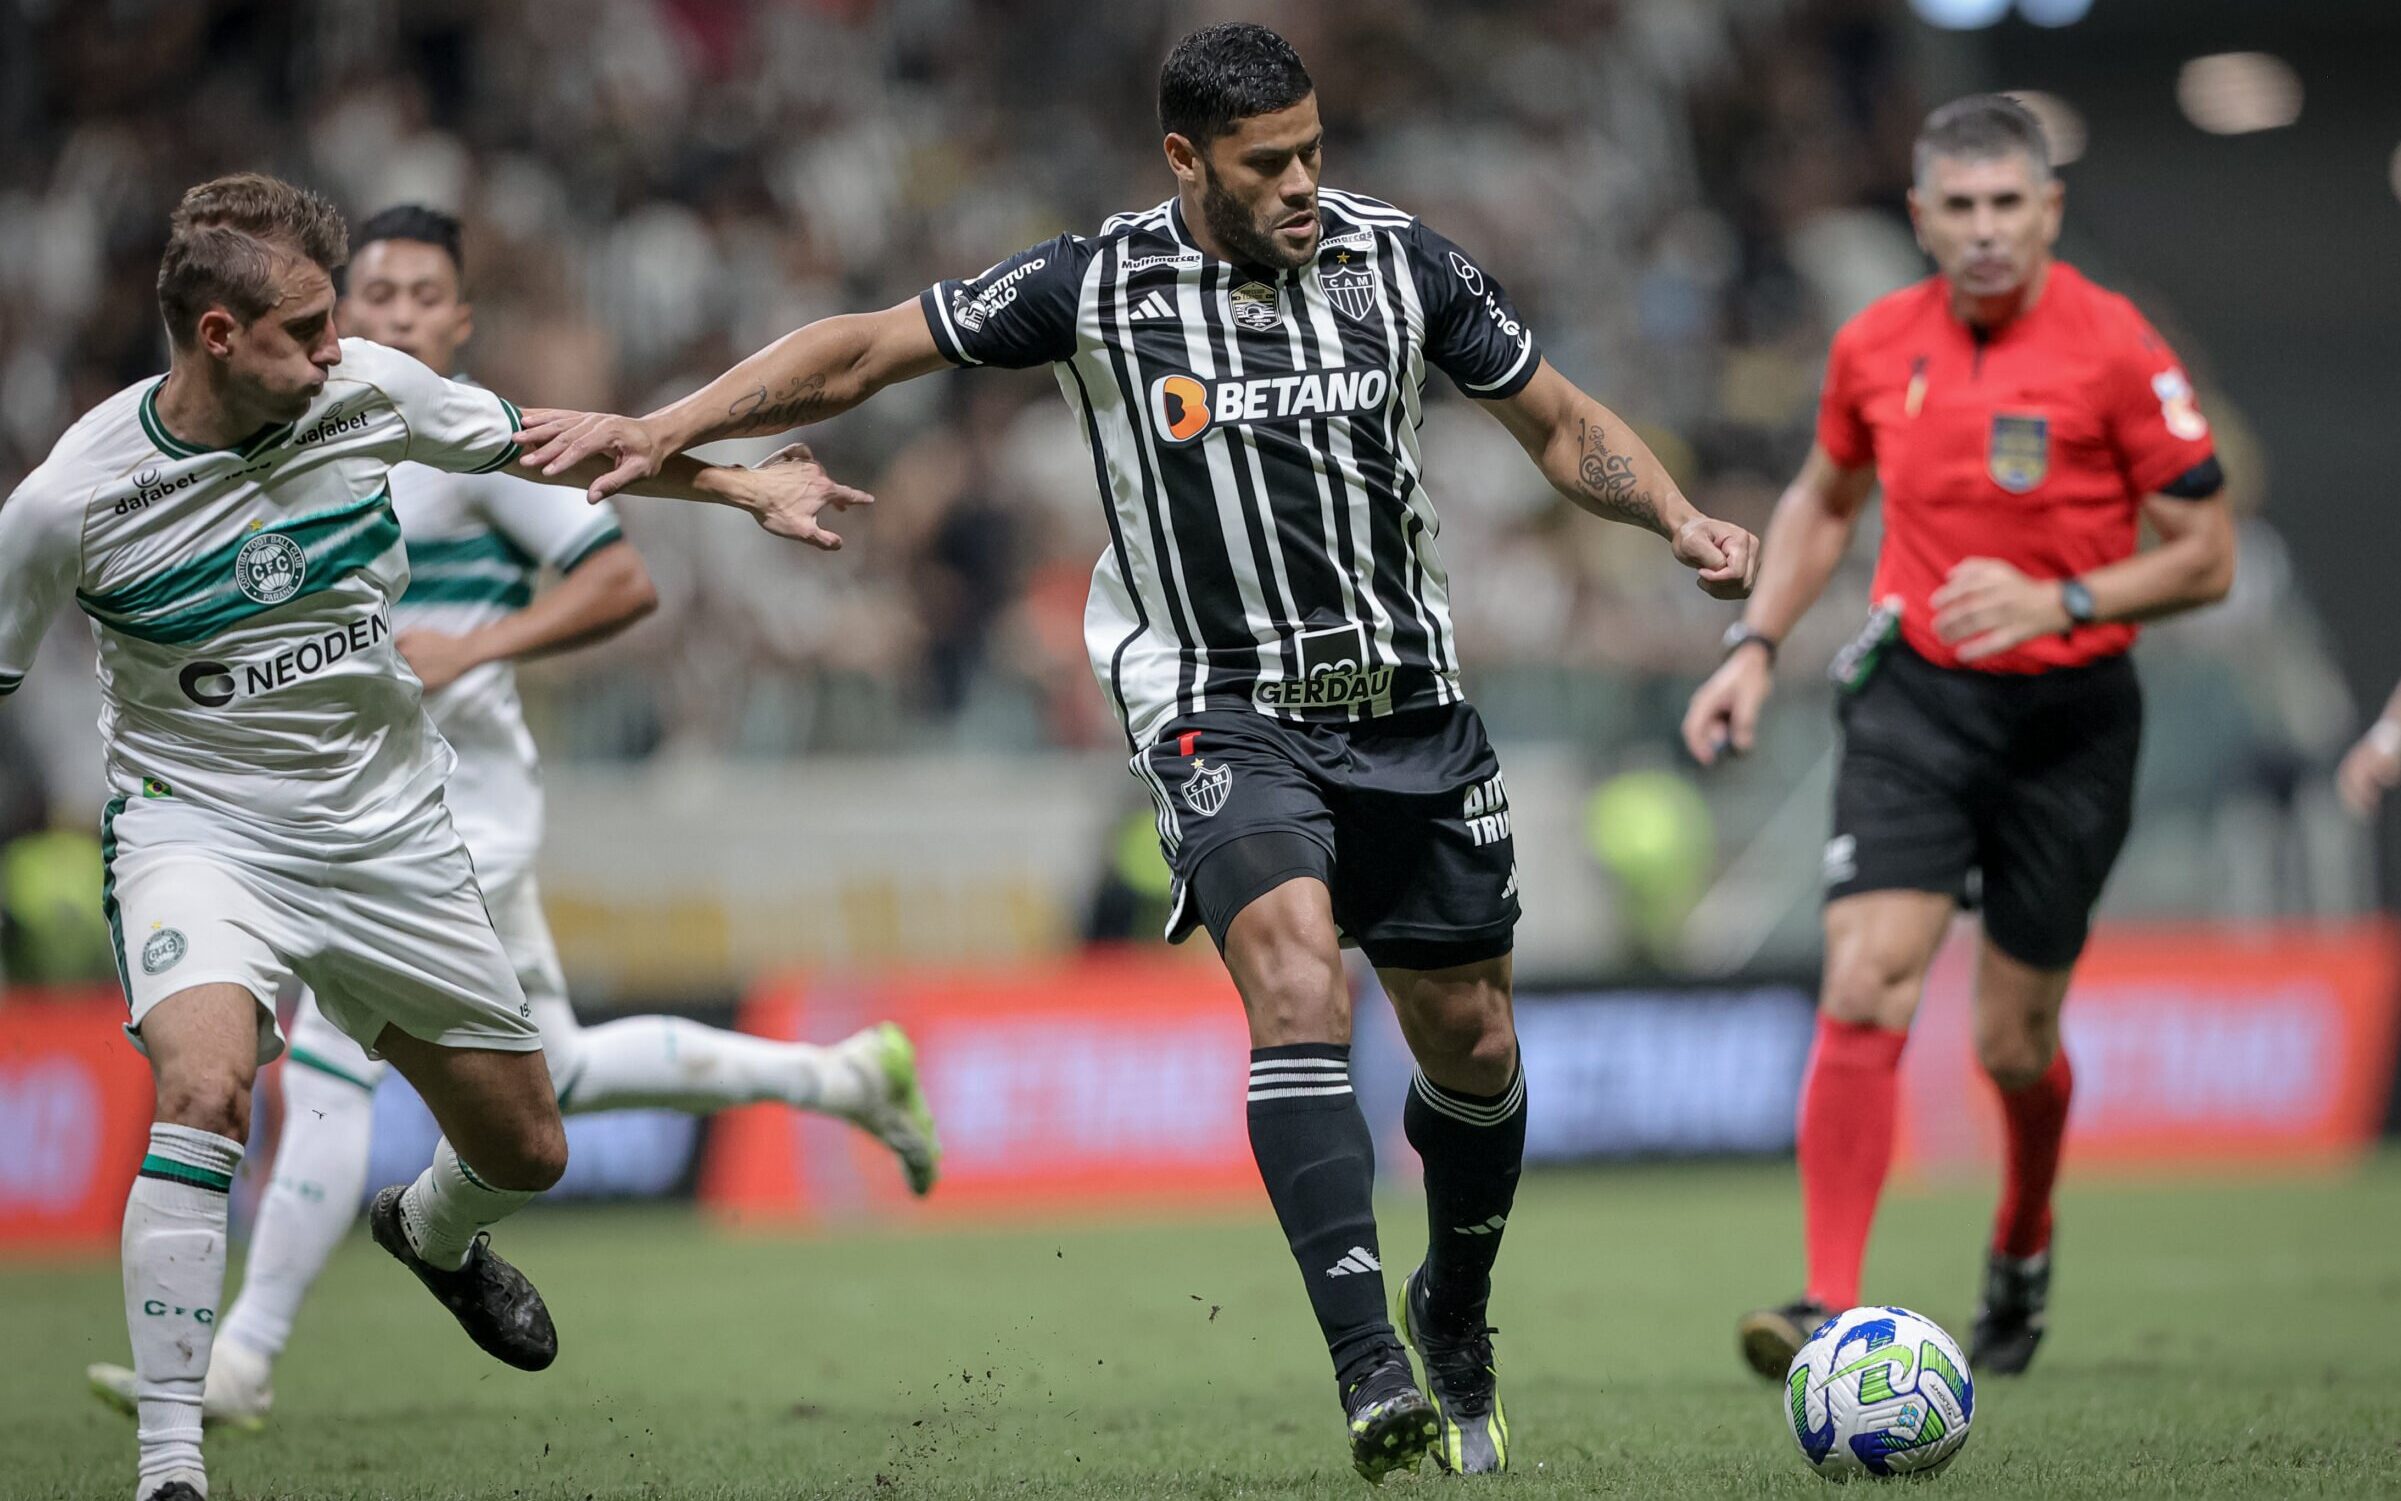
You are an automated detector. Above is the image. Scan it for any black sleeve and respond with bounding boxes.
[919,235,1089,370]
[1403,220,1541,400]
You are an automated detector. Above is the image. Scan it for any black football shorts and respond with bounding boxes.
[1131,702,1519,972]
[1828,639,2142,970]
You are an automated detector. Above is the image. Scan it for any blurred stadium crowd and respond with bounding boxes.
[0,0,2369,977]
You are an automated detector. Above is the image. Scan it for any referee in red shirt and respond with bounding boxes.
[1684,95,2235,1379]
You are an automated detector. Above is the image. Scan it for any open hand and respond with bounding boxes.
[1932,557,2070,662]
[746,441,876,550]
[515,410,668,503]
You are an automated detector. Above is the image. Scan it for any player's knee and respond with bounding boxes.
[1237,937,1348,1045]
[1977,1028,2056,1093]
[1407,995,1516,1086]
[1820,948,1922,1028]
[480,1115,569,1192]
[155,1064,253,1141]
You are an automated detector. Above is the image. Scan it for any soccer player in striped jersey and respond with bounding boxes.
[0,174,863,1501]
[519,23,1759,1481]
[82,205,940,1438]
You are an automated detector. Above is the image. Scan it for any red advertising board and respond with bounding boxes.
[1897,921,2401,1174]
[0,989,153,1253]
[700,950,1265,1226]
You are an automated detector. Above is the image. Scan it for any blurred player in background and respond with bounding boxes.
[2336,687,2401,816]
[0,174,862,1501]
[84,204,941,1436]
[1682,96,2235,1379]
[516,22,1758,1482]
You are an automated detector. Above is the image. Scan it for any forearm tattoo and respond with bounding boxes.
[1576,416,1663,532]
[726,372,835,436]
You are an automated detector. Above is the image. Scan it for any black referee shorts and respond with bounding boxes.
[1133,703,1519,972]
[1828,641,2142,970]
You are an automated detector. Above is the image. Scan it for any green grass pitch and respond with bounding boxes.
[9,1156,2399,1498]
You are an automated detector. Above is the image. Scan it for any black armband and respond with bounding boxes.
[2156,455,2225,500]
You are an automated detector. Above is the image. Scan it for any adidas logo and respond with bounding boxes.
[1127,289,1177,322]
[1326,1246,1382,1277]
[1451,1215,1508,1237]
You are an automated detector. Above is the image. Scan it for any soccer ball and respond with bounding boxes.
[1783,1306,1974,1481]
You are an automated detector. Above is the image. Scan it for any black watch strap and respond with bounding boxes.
[2060,578,2097,630]
[1721,622,1778,666]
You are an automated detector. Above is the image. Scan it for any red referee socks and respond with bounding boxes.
[1797,1014,1908,1310]
[1991,1049,2073,1259]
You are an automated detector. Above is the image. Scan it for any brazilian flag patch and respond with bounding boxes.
[142,777,173,799]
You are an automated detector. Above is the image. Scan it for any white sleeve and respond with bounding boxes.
[341,337,523,476]
[468,469,627,574]
[0,476,80,697]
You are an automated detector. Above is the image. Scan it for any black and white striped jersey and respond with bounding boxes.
[918,189,1540,751]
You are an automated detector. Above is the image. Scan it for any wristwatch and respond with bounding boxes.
[1721,621,1778,666]
[2059,578,2097,631]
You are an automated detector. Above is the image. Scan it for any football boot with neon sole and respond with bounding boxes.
[1394,1265,1509,1474]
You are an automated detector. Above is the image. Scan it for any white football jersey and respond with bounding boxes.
[390,450,622,875]
[0,338,528,849]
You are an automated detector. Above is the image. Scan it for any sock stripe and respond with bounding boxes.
[286,1045,379,1092]
[1249,1060,1350,1076]
[1410,1070,1525,1127]
[455,1155,496,1192]
[138,1154,232,1193]
[1247,1083,1355,1102]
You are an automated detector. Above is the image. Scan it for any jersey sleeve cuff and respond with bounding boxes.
[1459,336,1539,400]
[0,671,21,697]
[2131,443,2218,499]
[918,287,977,368]
[556,522,626,574]
[469,396,526,474]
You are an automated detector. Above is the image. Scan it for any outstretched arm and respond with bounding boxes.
[516,301,948,502]
[1679,444,1876,764]
[1485,360,1759,598]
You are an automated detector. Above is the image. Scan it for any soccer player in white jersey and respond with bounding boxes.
[519,24,1760,1482]
[82,204,940,1436]
[0,174,869,1501]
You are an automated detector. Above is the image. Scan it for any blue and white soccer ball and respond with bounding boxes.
[1783,1306,1974,1481]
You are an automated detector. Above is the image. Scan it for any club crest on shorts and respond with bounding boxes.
[1987,413,2049,494]
[1183,757,1232,818]
[235,531,307,605]
[1321,253,1379,323]
[1229,281,1280,333]
[141,925,187,976]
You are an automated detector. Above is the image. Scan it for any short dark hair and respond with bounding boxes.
[1914,94,2053,185]
[156,172,349,348]
[1158,22,1314,149]
[354,204,466,281]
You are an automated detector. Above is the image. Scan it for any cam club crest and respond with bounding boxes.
[1229,281,1280,333]
[235,531,307,605]
[1321,252,1379,323]
[1183,757,1232,818]
[1987,413,2048,494]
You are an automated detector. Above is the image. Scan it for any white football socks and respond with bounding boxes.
[396,1139,533,1270]
[123,1123,244,1500]
[560,1015,872,1117]
[216,1060,377,1362]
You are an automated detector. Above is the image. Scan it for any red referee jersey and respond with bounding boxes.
[1817,261,2217,673]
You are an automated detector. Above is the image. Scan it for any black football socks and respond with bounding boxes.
[1403,1058,1527,1328]
[1246,1044,1395,1381]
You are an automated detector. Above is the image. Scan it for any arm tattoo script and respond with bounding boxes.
[1576,416,1663,532]
[726,373,835,436]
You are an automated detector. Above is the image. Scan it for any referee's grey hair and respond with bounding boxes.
[1914,95,2054,187]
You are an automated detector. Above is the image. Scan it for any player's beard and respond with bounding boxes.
[1199,167,1311,271]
